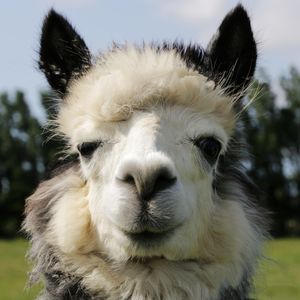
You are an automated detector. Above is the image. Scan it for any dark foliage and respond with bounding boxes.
[244,68,300,236]
[0,91,63,237]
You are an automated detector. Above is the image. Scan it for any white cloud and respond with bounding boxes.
[160,0,230,23]
[252,0,300,50]
[157,0,300,51]
[154,0,300,81]
[156,0,239,45]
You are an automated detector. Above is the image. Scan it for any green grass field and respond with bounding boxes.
[255,239,300,300]
[0,239,299,300]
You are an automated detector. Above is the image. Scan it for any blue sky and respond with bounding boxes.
[1,0,299,118]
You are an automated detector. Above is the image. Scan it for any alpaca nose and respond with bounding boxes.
[117,163,177,201]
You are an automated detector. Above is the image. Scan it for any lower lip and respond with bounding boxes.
[126,230,173,247]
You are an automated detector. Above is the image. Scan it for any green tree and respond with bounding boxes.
[0,91,67,237]
[245,68,300,236]
[0,92,43,236]
[280,67,300,234]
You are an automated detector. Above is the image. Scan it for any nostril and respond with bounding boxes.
[142,168,177,201]
[116,163,177,201]
[153,171,177,194]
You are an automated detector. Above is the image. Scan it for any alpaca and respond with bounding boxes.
[23,5,268,300]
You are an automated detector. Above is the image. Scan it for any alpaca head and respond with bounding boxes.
[38,5,257,264]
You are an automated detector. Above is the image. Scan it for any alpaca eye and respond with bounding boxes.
[194,137,221,163]
[77,141,103,157]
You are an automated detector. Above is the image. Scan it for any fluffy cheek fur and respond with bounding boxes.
[34,153,260,298]
[45,181,97,254]
[42,180,259,298]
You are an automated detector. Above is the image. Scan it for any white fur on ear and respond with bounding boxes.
[45,175,96,254]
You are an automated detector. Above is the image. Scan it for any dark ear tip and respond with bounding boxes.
[225,4,251,25]
[207,3,256,96]
[45,9,63,21]
[232,3,248,14]
[42,9,66,32]
[39,9,91,96]
[47,8,59,17]
[40,9,75,51]
[217,4,253,43]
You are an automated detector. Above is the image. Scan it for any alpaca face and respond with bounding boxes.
[38,6,257,264]
[76,105,229,261]
[54,46,236,261]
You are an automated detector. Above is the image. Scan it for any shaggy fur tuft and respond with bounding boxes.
[24,5,268,300]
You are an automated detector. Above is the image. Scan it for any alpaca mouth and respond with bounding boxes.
[122,214,183,248]
[126,228,175,247]
[129,255,166,263]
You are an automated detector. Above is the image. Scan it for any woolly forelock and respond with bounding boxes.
[56,45,236,147]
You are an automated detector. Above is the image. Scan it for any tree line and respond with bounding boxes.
[0,68,299,238]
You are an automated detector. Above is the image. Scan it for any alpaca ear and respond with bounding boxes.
[39,10,91,95]
[206,5,257,95]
